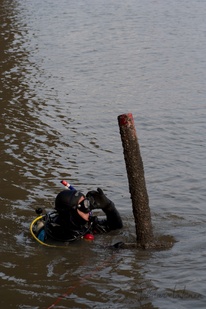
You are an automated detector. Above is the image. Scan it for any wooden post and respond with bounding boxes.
[118,113,154,248]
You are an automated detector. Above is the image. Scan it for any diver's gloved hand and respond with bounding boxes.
[87,188,123,230]
[86,188,114,211]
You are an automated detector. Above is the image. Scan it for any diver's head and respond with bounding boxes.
[55,190,91,221]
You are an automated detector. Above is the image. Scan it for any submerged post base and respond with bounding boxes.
[113,235,176,250]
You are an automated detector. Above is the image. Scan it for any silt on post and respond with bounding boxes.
[118,113,154,248]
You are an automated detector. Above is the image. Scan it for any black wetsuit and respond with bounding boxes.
[43,205,123,242]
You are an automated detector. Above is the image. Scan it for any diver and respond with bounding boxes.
[34,187,123,243]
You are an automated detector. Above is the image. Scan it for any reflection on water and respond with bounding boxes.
[1,0,206,308]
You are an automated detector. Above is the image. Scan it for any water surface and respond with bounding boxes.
[1,0,206,308]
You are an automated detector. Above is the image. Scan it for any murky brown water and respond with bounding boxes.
[1,0,206,308]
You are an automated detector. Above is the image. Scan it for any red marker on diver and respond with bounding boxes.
[83,233,94,241]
